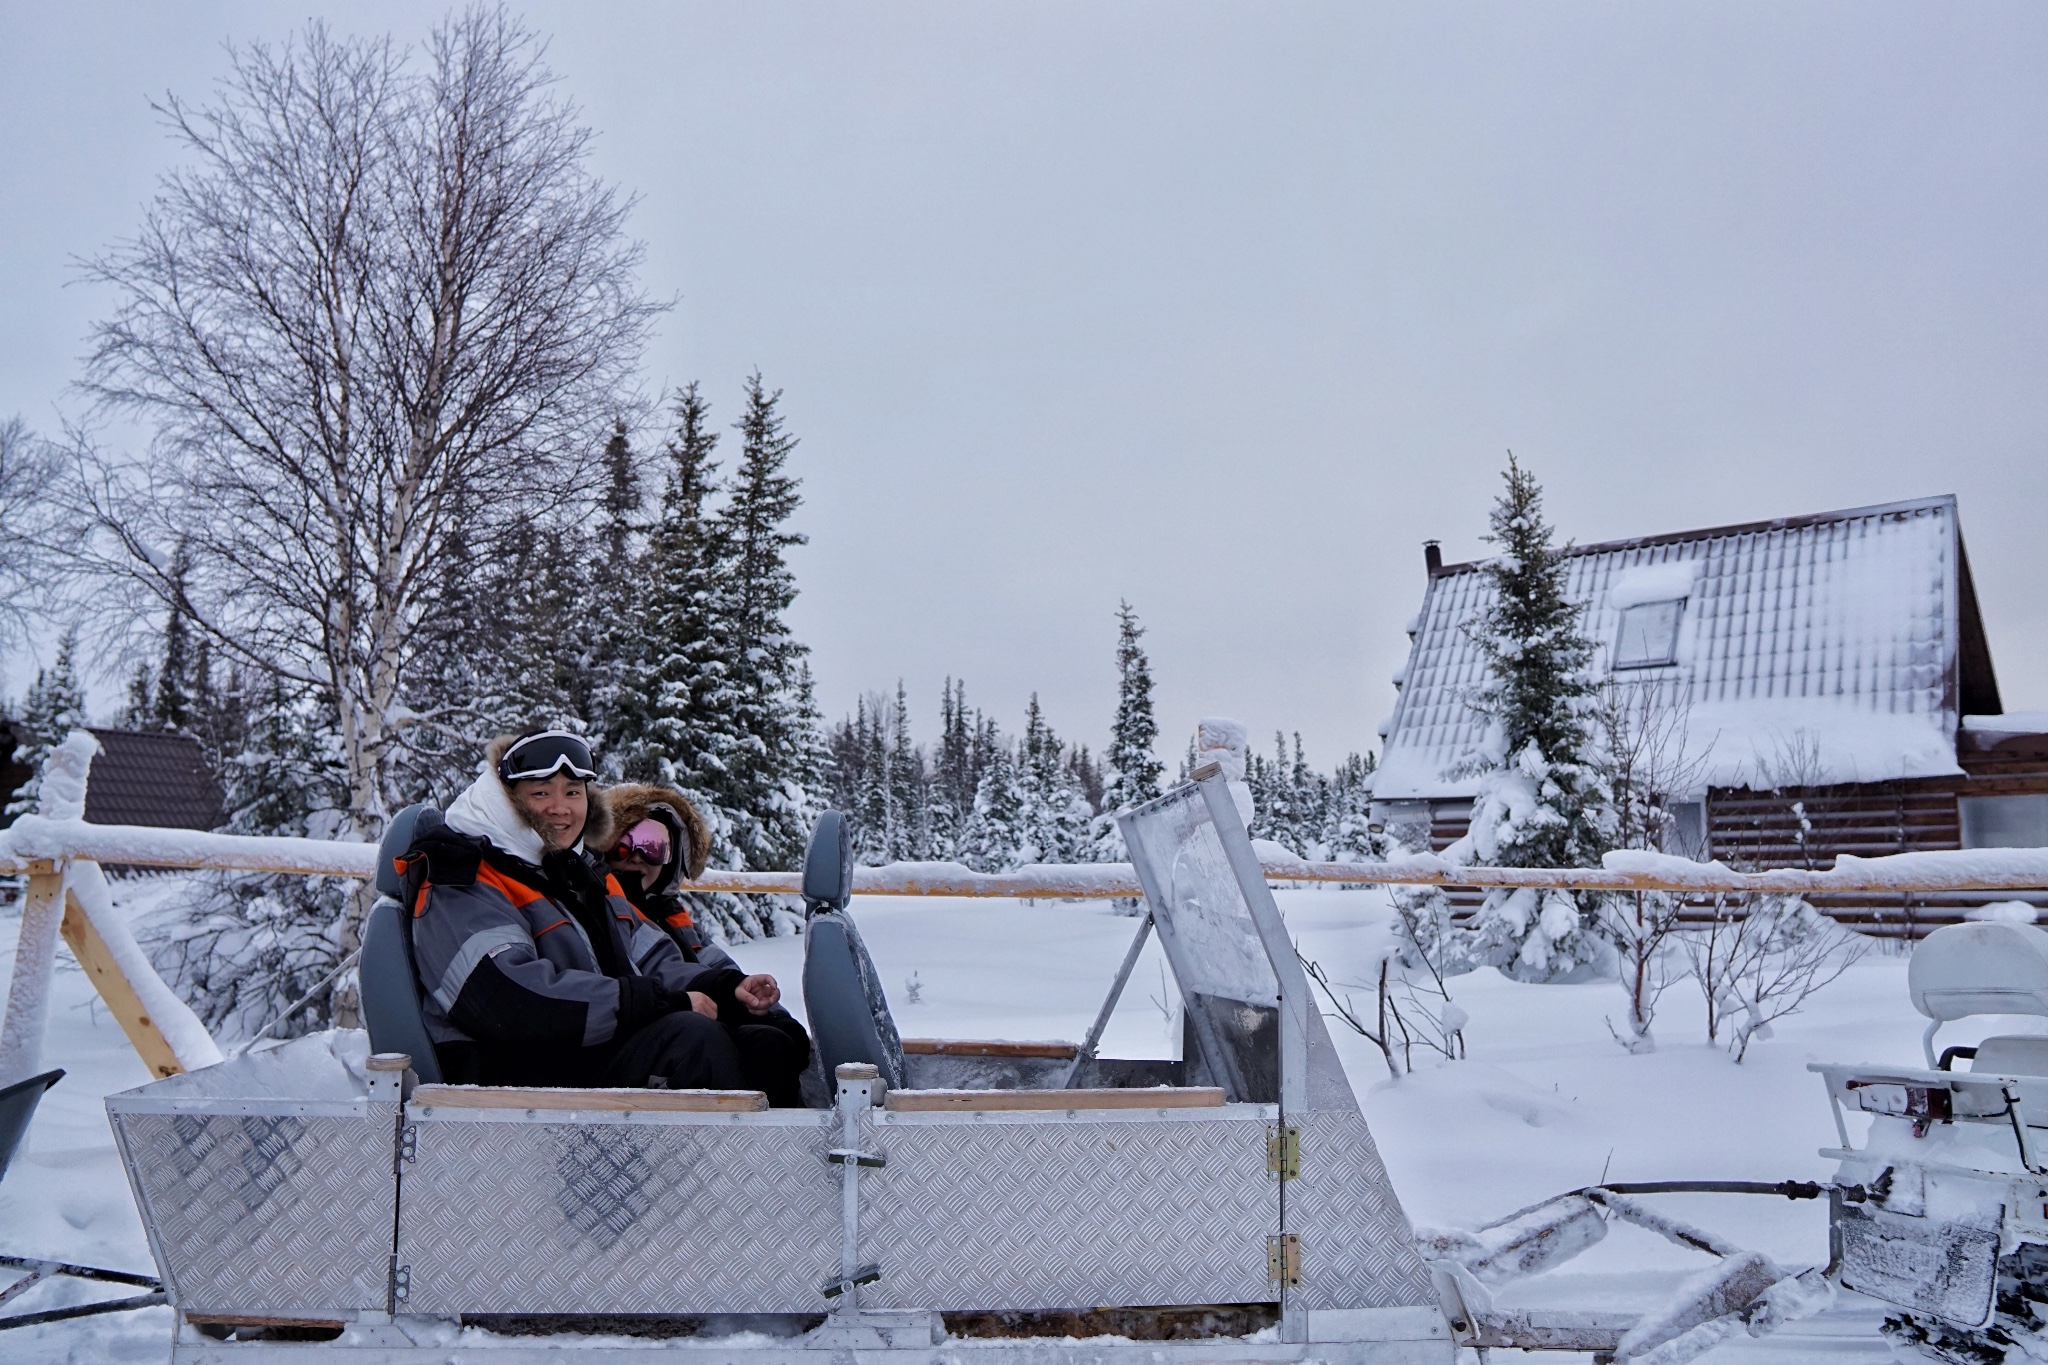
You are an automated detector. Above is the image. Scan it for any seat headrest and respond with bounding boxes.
[374,804,442,899]
[1910,921,2048,1022]
[803,811,853,912]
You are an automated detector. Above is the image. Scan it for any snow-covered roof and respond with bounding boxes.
[1373,495,2000,800]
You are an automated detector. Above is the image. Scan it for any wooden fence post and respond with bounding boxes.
[0,862,66,1087]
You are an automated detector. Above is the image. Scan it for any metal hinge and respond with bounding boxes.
[826,1148,886,1169]
[1266,1234,1301,1288]
[389,1262,411,1303]
[1266,1126,1300,1182]
[396,1123,418,1170]
[819,1263,881,1299]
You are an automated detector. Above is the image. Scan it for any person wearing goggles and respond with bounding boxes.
[403,728,779,1097]
[601,782,811,1107]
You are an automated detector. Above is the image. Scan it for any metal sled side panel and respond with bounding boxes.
[1289,1110,1436,1309]
[1835,1201,2001,1328]
[397,1111,838,1314]
[109,1104,396,1315]
[860,1108,1277,1311]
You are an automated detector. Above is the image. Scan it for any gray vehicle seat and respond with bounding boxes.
[0,1068,62,1184]
[359,803,444,1083]
[800,811,904,1090]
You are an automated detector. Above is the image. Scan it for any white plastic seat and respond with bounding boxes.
[1970,1036,2048,1078]
[1909,921,2048,1067]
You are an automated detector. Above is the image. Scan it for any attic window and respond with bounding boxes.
[1613,599,1685,669]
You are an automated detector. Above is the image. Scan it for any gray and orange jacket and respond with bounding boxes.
[405,823,741,1055]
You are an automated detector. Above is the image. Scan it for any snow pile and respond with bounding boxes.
[36,731,101,823]
[1607,560,1700,610]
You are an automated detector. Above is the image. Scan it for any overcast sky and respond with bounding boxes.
[4,3,2045,766]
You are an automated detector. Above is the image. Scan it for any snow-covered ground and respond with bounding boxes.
[0,878,1985,1360]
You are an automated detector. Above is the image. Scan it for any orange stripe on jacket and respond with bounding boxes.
[477,863,547,909]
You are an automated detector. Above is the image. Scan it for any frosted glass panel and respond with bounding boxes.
[1119,786,1280,1008]
[1961,795,2048,849]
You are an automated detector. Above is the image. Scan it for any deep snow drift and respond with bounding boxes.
[1,878,1962,1359]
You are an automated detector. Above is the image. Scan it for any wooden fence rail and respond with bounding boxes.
[4,814,2046,900]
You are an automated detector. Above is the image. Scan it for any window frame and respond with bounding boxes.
[1611,597,1687,671]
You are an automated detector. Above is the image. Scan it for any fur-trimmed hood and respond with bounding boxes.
[601,782,713,890]
[444,734,616,865]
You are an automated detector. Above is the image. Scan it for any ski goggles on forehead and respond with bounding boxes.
[613,819,672,866]
[498,731,598,783]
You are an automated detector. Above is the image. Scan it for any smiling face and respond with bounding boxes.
[509,773,588,852]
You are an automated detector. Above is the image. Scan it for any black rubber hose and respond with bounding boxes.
[1590,1180,1828,1201]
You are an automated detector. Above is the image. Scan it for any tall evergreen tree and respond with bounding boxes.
[699,373,818,874]
[1451,455,1617,981]
[9,627,89,815]
[927,678,976,861]
[618,384,724,786]
[1100,602,1161,812]
[883,681,927,861]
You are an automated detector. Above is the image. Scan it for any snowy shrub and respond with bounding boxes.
[1597,684,1707,1053]
[1680,895,1867,1062]
[142,872,350,1042]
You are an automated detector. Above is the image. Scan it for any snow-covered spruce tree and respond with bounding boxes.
[883,681,928,862]
[8,628,87,816]
[1322,752,1393,863]
[1014,696,1092,864]
[1091,602,1163,861]
[690,374,821,904]
[927,678,978,862]
[1448,456,1616,983]
[963,737,1024,872]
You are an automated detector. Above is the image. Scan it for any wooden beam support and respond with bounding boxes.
[59,893,184,1080]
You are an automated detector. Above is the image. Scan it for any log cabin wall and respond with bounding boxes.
[1417,728,2048,938]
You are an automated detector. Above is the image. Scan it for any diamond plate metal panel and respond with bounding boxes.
[1288,1110,1435,1310]
[398,1111,838,1314]
[862,1110,1278,1311]
[110,1104,397,1315]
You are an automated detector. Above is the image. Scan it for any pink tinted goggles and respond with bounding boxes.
[613,819,672,867]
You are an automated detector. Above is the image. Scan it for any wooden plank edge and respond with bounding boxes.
[412,1084,768,1112]
[901,1038,1080,1059]
[885,1087,1225,1112]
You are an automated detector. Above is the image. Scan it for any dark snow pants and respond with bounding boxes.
[444,1007,810,1105]
[609,1010,810,1107]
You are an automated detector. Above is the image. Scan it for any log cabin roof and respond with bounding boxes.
[1373,494,2004,800]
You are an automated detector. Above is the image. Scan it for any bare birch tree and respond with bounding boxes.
[0,418,61,659]
[1596,682,1707,1053]
[72,11,659,842]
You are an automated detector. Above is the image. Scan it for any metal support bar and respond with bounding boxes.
[827,1063,882,1316]
[1061,912,1152,1089]
[0,1290,166,1330]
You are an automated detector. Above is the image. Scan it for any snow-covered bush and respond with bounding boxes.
[142,872,349,1042]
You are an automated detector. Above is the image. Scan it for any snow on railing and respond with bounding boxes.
[5,817,2048,897]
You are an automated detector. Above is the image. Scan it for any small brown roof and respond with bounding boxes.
[82,728,224,831]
